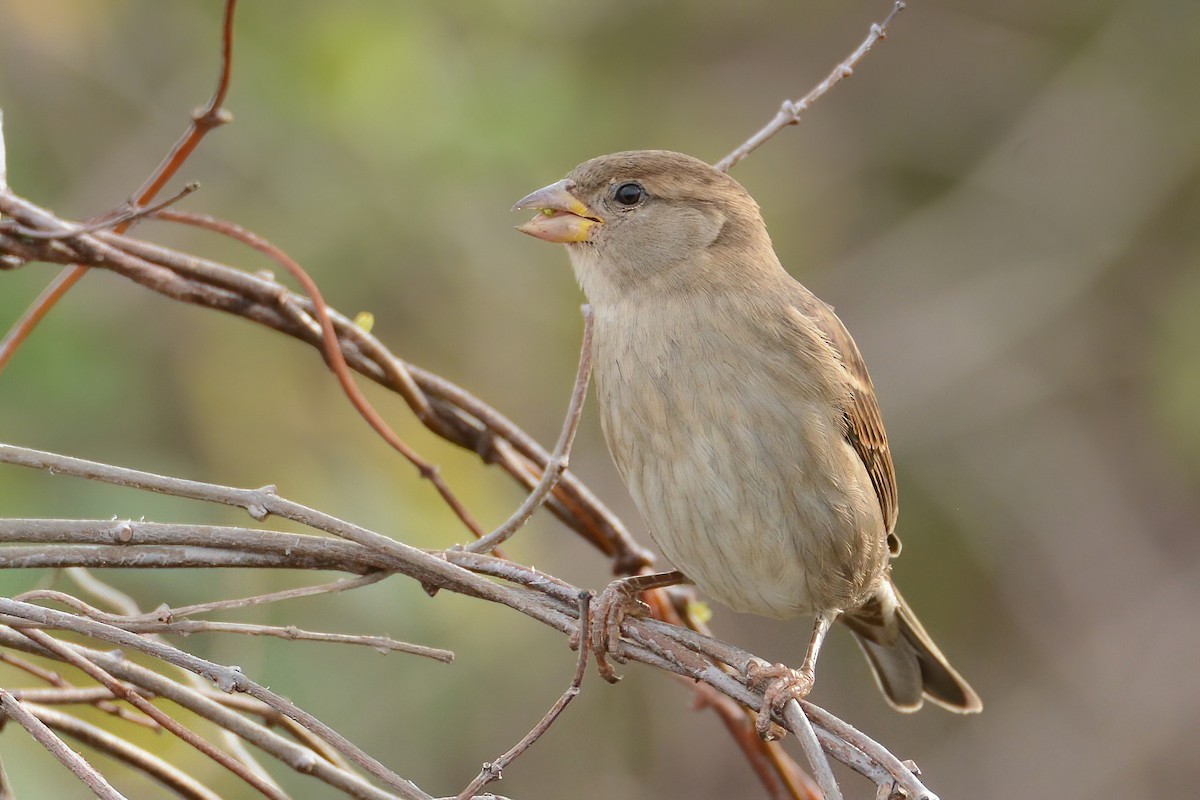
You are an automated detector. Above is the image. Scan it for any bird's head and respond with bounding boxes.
[513,150,775,305]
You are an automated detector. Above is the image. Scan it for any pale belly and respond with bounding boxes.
[594,313,888,618]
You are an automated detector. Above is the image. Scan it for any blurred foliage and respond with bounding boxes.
[2,0,1199,797]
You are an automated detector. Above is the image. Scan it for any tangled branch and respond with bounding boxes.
[0,443,936,800]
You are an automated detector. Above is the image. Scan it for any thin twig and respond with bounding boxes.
[146,572,391,620]
[18,628,290,800]
[1,599,433,800]
[11,686,147,706]
[0,0,237,373]
[1,650,66,686]
[12,588,452,661]
[714,1,906,172]
[130,1,237,202]
[0,183,199,240]
[454,592,594,800]
[465,304,594,553]
[28,704,224,800]
[0,689,127,800]
[66,567,141,616]
[0,628,406,800]
[0,752,14,800]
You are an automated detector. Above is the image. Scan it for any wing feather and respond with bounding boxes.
[791,292,899,544]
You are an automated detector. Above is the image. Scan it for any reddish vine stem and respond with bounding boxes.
[152,208,486,539]
[0,0,238,374]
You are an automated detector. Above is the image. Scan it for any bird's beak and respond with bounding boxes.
[512,179,603,244]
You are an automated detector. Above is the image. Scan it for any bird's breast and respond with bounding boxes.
[591,301,887,617]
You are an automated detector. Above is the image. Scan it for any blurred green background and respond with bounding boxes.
[2,0,1199,797]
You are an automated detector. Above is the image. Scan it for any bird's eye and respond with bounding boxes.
[613,182,644,206]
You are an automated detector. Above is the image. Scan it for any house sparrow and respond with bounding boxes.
[513,150,981,728]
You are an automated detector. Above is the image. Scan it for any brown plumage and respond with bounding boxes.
[514,150,981,715]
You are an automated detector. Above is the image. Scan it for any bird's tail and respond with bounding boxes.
[841,579,982,713]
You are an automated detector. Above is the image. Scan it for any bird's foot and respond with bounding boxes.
[744,661,815,739]
[587,581,652,683]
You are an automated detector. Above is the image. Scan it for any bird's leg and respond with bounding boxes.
[746,609,839,738]
[584,570,688,682]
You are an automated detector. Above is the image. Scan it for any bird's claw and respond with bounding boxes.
[589,583,651,683]
[745,661,815,739]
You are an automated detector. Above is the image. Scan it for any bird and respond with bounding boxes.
[512,150,981,732]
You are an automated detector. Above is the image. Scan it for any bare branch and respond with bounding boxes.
[65,567,141,616]
[0,627,407,800]
[18,627,289,800]
[454,592,594,800]
[714,1,906,172]
[0,689,127,800]
[0,183,199,240]
[28,704,224,800]
[0,474,942,799]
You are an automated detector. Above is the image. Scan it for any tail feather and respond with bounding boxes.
[842,580,982,714]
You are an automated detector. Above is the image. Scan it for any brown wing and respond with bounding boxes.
[793,293,900,543]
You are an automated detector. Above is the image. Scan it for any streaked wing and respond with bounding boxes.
[793,293,899,540]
